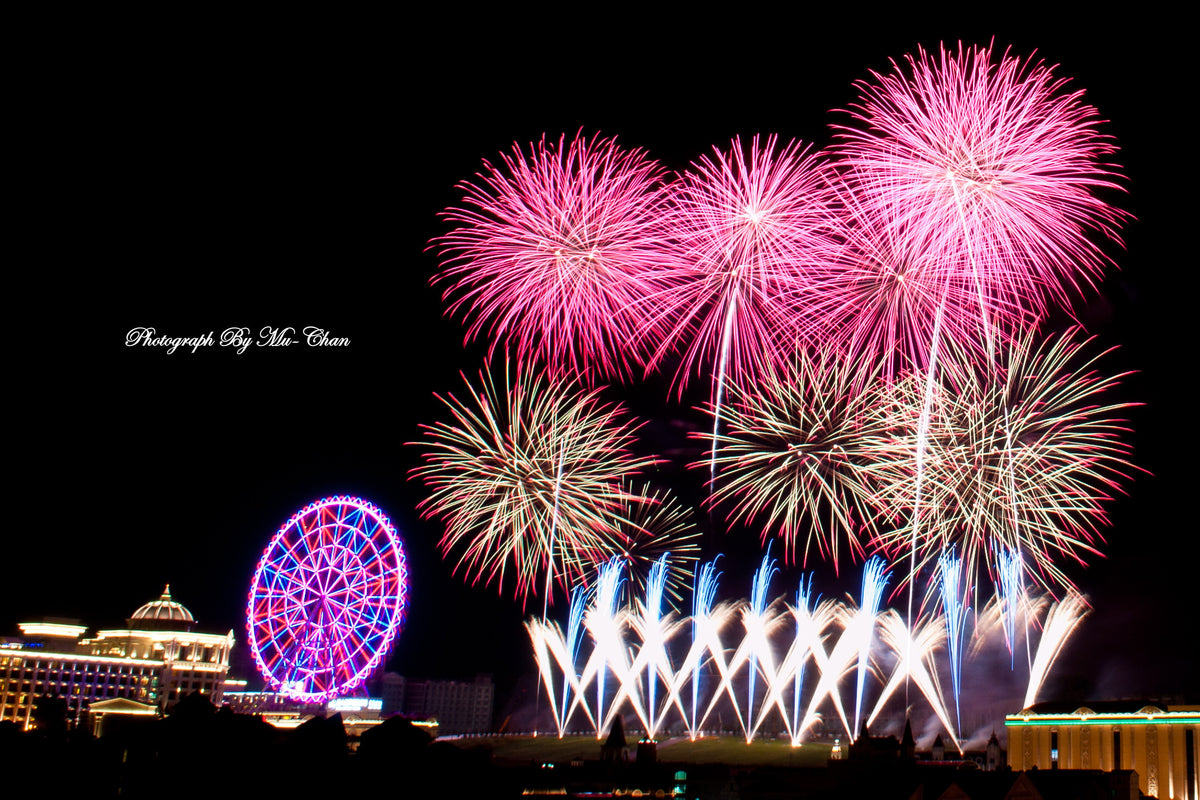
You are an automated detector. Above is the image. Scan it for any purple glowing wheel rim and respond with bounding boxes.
[247,496,409,702]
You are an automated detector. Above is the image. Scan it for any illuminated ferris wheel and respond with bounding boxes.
[246,496,409,702]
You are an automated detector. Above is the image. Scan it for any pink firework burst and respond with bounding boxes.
[831,42,1127,331]
[433,132,673,384]
[642,134,840,396]
[796,171,1041,391]
[804,175,1030,389]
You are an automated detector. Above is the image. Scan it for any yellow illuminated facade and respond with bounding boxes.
[1006,701,1200,800]
[0,586,234,731]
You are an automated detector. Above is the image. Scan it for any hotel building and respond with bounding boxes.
[0,586,235,730]
[1006,700,1200,800]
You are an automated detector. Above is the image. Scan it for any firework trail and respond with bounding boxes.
[797,592,874,741]
[631,561,695,739]
[938,548,970,733]
[1024,593,1090,708]
[592,556,624,728]
[853,556,889,736]
[784,577,846,745]
[641,554,670,735]
[526,559,1081,745]
[688,557,722,739]
[791,574,816,741]
[744,545,781,741]
[642,135,838,479]
[576,557,649,737]
[525,610,596,737]
[433,131,674,384]
[524,619,560,729]
[561,584,591,733]
[868,609,961,753]
[697,347,888,568]
[994,543,1026,668]
[411,363,658,608]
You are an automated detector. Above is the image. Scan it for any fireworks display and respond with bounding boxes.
[808,176,1008,387]
[411,363,659,606]
[17,11,1187,787]
[831,42,1127,326]
[526,554,1080,748]
[597,480,702,606]
[433,132,673,383]
[698,348,888,568]
[417,37,1142,745]
[869,329,1137,595]
[642,134,838,393]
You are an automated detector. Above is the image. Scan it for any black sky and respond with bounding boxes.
[11,13,1195,708]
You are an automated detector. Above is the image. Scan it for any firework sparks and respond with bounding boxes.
[526,614,597,737]
[433,132,674,383]
[560,584,591,733]
[580,557,644,737]
[411,363,659,607]
[744,546,782,741]
[526,559,1076,746]
[807,176,1019,388]
[830,43,1129,636]
[698,347,889,567]
[631,554,676,737]
[783,576,845,745]
[598,480,702,606]
[938,548,970,733]
[868,609,961,752]
[852,556,889,736]
[1024,593,1090,708]
[870,329,1136,595]
[790,574,817,741]
[831,42,1126,327]
[439,42,1139,747]
[645,135,837,386]
[640,134,839,478]
[688,558,723,739]
[993,543,1027,667]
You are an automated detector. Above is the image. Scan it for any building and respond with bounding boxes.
[1006,700,1200,800]
[222,671,493,738]
[220,688,327,729]
[379,672,494,735]
[0,586,234,730]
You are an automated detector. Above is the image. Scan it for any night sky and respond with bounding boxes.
[12,14,1194,719]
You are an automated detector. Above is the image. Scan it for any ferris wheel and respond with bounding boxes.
[246,495,409,702]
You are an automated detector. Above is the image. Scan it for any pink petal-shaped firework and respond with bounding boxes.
[433,132,674,384]
[831,43,1127,327]
[642,134,840,396]
[804,174,1031,388]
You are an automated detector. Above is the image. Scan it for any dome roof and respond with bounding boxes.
[131,585,195,624]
